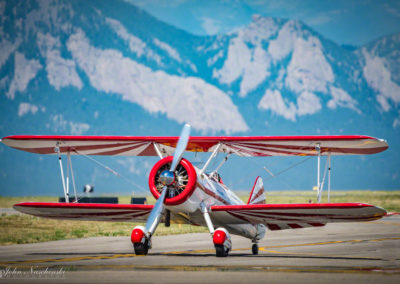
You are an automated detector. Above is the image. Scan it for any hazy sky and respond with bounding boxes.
[128,0,400,46]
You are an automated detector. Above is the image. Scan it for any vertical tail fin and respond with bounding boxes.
[247,176,266,205]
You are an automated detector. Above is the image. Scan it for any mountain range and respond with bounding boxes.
[0,0,399,196]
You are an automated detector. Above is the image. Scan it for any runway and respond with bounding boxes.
[1,215,399,283]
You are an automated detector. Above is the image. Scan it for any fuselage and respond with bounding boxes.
[166,167,266,240]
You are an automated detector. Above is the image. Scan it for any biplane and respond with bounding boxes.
[1,124,388,257]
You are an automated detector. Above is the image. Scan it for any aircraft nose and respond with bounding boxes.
[159,170,175,186]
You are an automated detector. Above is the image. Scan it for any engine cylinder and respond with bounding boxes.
[148,156,197,206]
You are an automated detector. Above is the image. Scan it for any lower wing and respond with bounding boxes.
[210,203,386,231]
[13,202,154,222]
[13,202,194,225]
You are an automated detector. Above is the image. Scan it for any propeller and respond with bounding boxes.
[170,124,191,172]
[144,124,191,237]
[144,185,168,234]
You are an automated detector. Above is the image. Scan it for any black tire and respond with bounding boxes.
[165,209,171,227]
[215,245,228,257]
[252,243,258,255]
[134,242,149,255]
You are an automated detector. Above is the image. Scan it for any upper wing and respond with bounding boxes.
[13,202,154,222]
[210,203,386,231]
[2,135,388,156]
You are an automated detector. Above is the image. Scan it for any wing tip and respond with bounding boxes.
[13,203,30,215]
[376,205,387,217]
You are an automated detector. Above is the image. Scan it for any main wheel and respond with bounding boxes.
[215,245,228,257]
[134,242,149,255]
[252,243,258,255]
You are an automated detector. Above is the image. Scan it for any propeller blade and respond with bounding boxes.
[170,124,191,172]
[144,124,191,237]
[145,186,168,235]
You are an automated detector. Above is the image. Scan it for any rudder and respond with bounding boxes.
[247,176,266,205]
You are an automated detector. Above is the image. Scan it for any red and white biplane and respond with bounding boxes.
[1,124,388,257]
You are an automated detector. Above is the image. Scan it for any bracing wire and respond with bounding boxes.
[263,156,313,182]
[72,149,148,194]
[242,155,313,189]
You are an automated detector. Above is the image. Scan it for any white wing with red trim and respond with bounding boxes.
[210,203,386,231]
[1,135,388,156]
[13,202,154,222]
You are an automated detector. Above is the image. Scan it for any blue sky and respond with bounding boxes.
[128,0,400,46]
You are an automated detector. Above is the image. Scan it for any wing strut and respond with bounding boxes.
[56,144,69,203]
[317,151,332,203]
[57,147,79,203]
[67,152,78,203]
[153,142,164,159]
[316,143,321,202]
[200,143,222,175]
[210,153,231,179]
[328,153,331,203]
[201,202,214,234]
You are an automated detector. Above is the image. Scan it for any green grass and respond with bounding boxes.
[0,196,58,208]
[0,190,399,246]
[265,190,400,212]
[0,214,207,245]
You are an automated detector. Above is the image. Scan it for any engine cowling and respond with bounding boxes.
[148,156,197,206]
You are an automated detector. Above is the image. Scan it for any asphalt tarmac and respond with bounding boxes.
[0,215,399,283]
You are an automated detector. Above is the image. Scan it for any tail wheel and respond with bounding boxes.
[215,244,229,257]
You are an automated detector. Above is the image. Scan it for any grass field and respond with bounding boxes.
[0,190,399,246]
[0,215,208,246]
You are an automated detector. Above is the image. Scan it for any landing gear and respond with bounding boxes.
[134,240,150,255]
[252,243,259,255]
[131,225,152,256]
[165,209,171,227]
[213,228,232,257]
[215,244,229,257]
[201,203,232,257]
